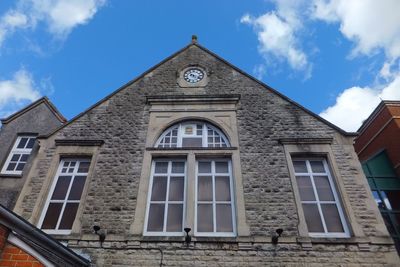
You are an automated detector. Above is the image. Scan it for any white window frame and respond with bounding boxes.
[143,159,187,236]
[195,159,236,237]
[156,121,230,148]
[292,158,350,238]
[1,135,36,175]
[38,158,90,235]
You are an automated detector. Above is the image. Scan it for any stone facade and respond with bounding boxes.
[12,43,400,266]
[0,97,65,208]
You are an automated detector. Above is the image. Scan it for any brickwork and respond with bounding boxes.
[15,45,399,265]
[0,225,8,254]
[0,243,43,267]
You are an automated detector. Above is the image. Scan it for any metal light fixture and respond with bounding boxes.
[184,227,191,246]
[271,228,283,244]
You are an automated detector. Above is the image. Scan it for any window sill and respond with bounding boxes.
[0,173,23,179]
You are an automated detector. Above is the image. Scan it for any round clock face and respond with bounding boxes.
[183,68,204,83]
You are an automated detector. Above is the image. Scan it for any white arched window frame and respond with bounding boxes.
[155,121,230,148]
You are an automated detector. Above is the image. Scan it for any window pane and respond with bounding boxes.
[154,162,168,174]
[147,204,165,231]
[20,154,29,162]
[26,138,35,149]
[171,162,185,173]
[303,204,324,232]
[51,176,71,200]
[41,203,63,229]
[78,162,90,173]
[68,176,87,200]
[198,176,213,201]
[293,161,307,173]
[151,176,167,201]
[310,160,325,173]
[11,154,20,161]
[169,177,184,201]
[215,162,229,173]
[197,204,213,232]
[15,163,25,171]
[6,163,16,171]
[198,162,211,173]
[17,138,28,148]
[314,176,334,201]
[385,191,400,210]
[216,204,233,232]
[59,203,79,229]
[296,176,315,201]
[166,204,183,232]
[215,176,231,201]
[321,204,344,232]
[182,137,202,147]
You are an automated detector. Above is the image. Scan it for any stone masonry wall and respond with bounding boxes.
[16,45,399,265]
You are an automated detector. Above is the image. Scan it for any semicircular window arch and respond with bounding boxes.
[156,121,230,148]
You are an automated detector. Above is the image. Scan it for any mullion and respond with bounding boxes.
[163,161,172,232]
[306,160,328,234]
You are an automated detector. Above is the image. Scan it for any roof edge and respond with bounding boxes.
[1,97,67,124]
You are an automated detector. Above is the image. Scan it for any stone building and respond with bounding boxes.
[3,40,400,266]
[354,100,400,253]
[0,97,66,208]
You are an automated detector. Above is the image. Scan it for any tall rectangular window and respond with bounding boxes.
[1,135,36,175]
[39,158,91,235]
[195,159,235,236]
[144,160,186,235]
[292,158,349,237]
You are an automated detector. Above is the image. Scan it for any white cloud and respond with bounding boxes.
[241,0,310,73]
[320,74,400,132]
[311,0,400,59]
[0,0,106,48]
[0,69,42,118]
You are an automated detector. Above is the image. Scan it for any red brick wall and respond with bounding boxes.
[0,243,44,267]
[0,225,8,253]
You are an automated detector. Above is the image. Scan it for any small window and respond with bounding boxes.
[156,121,229,148]
[39,158,91,235]
[292,158,349,237]
[144,159,186,235]
[195,159,236,236]
[1,135,36,175]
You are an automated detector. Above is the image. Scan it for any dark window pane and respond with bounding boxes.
[171,162,185,173]
[386,191,400,210]
[310,160,325,173]
[15,163,25,171]
[166,204,183,232]
[382,213,396,235]
[151,176,167,201]
[11,154,20,161]
[169,177,184,201]
[182,137,202,147]
[196,124,203,136]
[78,162,90,173]
[68,176,87,200]
[154,162,168,174]
[59,203,79,229]
[51,176,72,200]
[6,163,16,171]
[296,176,315,201]
[198,176,213,201]
[26,138,35,149]
[215,162,229,173]
[216,204,233,232]
[198,162,211,173]
[197,204,213,232]
[41,203,63,229]
[17,138,28,148]
[20,154,29,162]
[321,204,344,232]
[147,204,165,231]
[293,161,307,173]
[215,176,231,201]
[303,204,324,233]
[314,176,334,201]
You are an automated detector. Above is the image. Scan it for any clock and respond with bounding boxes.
[183,68,204,83]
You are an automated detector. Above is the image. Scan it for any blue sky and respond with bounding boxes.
[0,0,399,131]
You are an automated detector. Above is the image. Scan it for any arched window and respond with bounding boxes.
[155,121,230,148]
